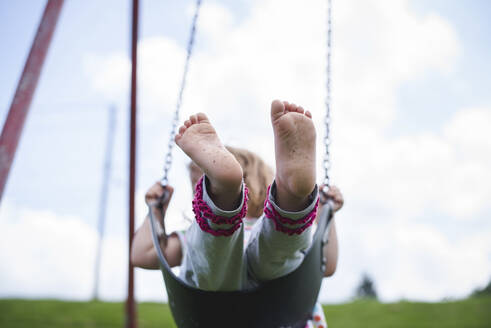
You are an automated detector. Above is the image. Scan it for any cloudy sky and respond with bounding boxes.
[1,0,490,304]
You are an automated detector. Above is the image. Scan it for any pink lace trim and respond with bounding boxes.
[192,176,249,237]
[263,185,319,236]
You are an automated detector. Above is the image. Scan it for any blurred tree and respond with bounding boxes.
[472,278,491,297]
[355,273,378,300]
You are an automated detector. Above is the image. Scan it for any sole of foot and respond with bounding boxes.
[175,113,243,210]
[270,100,316,211]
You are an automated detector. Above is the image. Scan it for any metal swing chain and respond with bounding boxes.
[323,0,333,189]
[161,0,202,187]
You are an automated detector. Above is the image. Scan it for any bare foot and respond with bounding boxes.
[175,113,243,210]
[271,100,316,211]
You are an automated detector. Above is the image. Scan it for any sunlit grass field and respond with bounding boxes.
[1,297,490,327]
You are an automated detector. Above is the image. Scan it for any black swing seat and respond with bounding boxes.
[149,194,333,328]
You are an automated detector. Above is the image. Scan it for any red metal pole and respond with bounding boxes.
[0,0,64,203]
[126,0,139,327]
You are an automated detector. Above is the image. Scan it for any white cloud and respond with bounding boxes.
[197,2,234,45]
[84,53,130,100]
[335,106,491,219]
[444,107,491,151]
[319,213,491,303]
[0,201,126,300]
[0,198,191,302]
[353,222,490,301]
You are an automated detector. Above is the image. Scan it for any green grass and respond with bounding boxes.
[325,297,491,328]
[0,297,490,327]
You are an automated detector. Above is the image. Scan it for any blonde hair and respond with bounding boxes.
[226,146,274,218]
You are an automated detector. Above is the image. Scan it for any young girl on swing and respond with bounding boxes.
[132,100,344,327]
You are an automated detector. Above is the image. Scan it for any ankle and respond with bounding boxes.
[193,176,249,236]
[274,177,315,211]
[263,182,320,235]
[205,175,244,211]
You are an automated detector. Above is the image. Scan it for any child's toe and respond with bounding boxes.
[271,100,285,121]
[196,112,208,122]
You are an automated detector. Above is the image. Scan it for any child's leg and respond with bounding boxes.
[175,113,247,291]
[247,100,318,281]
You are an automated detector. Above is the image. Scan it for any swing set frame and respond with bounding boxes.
[0,1,140,327]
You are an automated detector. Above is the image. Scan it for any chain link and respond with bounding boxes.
[161,0,202,187]
[323,0,333,189]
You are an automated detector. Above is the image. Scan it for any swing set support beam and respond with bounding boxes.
[126,0,139,327]
[0,0,64,203]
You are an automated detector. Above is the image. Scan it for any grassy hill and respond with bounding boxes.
[1,297,490,327]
